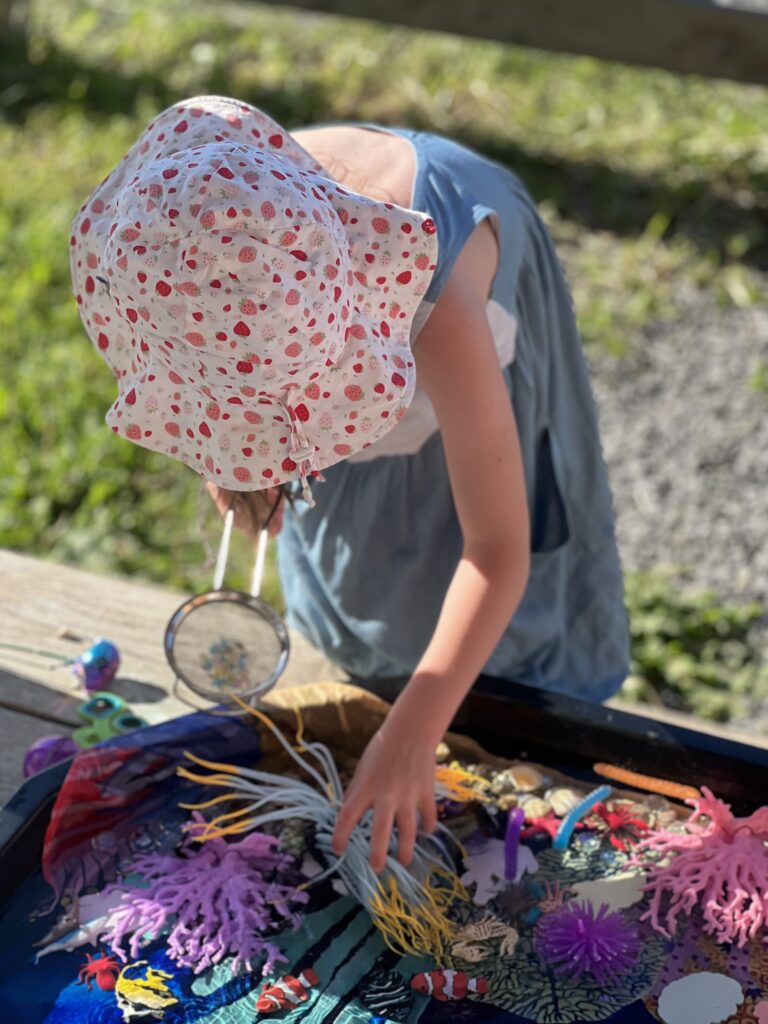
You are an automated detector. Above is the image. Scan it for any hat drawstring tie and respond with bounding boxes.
[277,393,320,508]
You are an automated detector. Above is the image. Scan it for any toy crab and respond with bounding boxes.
[451,913,519,962]
[77,951,121,991]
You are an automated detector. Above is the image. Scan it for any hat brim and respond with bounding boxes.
[71,96,438,490]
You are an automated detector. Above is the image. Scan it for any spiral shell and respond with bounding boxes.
[490,764,548,795]
[497,793,519,812]
[518,795,553,819]
[546,787,585,817]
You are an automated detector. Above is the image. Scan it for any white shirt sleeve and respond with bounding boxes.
[348,298,517,462]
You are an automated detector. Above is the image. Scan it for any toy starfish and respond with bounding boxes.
[522,812,584,842]
[588,801,650,853]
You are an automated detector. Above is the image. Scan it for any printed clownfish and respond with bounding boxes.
[410,969,488,1001]
[256,968,319,1013]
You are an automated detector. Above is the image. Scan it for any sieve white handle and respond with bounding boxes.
[213,507,235,591]
[250,529,268,598]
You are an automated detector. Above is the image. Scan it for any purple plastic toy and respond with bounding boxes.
[22,735,78,778]
[534,900,640,985]
[71,638,120,693]
[504,807,525,881]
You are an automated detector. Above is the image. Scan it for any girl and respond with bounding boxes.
[70,95,629,871]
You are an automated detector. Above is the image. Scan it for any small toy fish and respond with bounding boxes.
[256,969,319,1013]
[114,962,179,1019]
[410,969,487,1001]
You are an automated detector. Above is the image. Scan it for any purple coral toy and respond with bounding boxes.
[535,900,641,985]
[102,819,308,975]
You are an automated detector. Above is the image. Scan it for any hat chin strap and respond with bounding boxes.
[277,391,321,508]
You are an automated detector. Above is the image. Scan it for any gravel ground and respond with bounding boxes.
[591,302,768,605]
[589,301,768,732]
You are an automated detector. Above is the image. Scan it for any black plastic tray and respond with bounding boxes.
[1,678,766,907]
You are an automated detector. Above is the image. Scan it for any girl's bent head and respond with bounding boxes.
[70,96,438,502]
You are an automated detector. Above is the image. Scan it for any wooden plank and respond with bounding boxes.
[0,549,343,728]
[0,669,81,727]
[264,0,768,85]
[2,548,758,778]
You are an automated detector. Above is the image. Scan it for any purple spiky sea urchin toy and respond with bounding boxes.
[534,900,640,985]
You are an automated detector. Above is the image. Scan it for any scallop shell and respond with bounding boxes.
[518,795,552,818]
[434,742,451,763]
[490,764,550,796]
[509,765,549,792]
[497,793,519,812]
[546,787,585,817]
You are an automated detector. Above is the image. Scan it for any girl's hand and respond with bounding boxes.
[205,482,285,537]
[332,713,439,872]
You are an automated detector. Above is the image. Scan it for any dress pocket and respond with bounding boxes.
[530,427,570,555]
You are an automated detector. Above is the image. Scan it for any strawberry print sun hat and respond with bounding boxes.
[70,96,438,501]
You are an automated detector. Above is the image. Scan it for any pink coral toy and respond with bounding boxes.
[633,786,768,947]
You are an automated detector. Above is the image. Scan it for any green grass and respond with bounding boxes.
[620,570,768,722]
[1,0,766,717]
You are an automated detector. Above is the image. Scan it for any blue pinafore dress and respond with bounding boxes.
[278,126,630,702]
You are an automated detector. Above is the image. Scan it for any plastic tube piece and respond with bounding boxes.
[552,784,612,852]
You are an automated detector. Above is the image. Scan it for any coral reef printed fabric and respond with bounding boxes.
[0,712,765,1024]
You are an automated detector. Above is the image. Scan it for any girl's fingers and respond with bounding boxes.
[207,483,286,536]
[418,795,438,835]
[395,807,418,867]
[206,484,251,531]
[206,482,229,516]
[267,498,285,537]
[332,788,368,855]
[264,487,286,536]
[370,801,396,873]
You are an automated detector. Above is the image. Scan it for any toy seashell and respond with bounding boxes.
[489,771,515,796]
[509,764,548,792]
[546,787,585,817]
[497,793,519,812]
[518,795,552,818]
